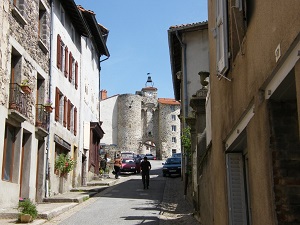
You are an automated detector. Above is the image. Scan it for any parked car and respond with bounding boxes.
[172,153,182,158]
[162,157,181,177]
[145,153,156,160]
[120,158,141,174]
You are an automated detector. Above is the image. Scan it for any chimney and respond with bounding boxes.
[100,90,107,100]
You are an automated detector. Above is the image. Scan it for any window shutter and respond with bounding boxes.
[67,100,71,130]
[74,107,77,135]
[64,47,68,77]
[216,0,229,75]
[55,87,60,121]
[226,153,248,225]
[75,61,78,89]
[57,34,61,69]
[69,52,73,82]
[63,96,67,127]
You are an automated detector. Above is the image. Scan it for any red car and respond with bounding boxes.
[120,158,141,174]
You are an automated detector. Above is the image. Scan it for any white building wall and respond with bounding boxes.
[184,29,209,115]
[48,0,81,195]
[100,95,118,145]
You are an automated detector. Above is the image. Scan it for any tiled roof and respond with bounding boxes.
[158,98,180,105]
[142,87,157,91]
[169,21,208,31]
[77,5,110,56]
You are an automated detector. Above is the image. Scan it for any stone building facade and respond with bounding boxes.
[100,78,181,159]
[0,0,51,207]
[0,0,109,208]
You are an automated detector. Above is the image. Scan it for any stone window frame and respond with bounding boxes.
[171,125,176,132]
[172,137,177,143]
[38,0,49,53]
[11,0,28,26]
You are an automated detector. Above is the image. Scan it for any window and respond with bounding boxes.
[2,124,16,181]
[71,25,75,42]
[170,105,175,111]
[171,115,176,121]
[75,62,78,90]
[55,87,63,122]
[172,137,177,143]
[172,125,176,132]
[38,1,48,51]
[56,34,62,70]
[64,47,68,77]
[215,0,229,75]
[11,0,27,25]
[69,52,73,83]
[226,153,249,225]
[60,5,65,26]
[172,149,176,154]
[229,0,250,60]
[74,107,77,136]
[63,96,67,127]
[67,100,72,131]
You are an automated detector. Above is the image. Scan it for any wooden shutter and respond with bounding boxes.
[57,35,61,69]
[55,87,60,121]
[63,96,67,127]
[67,100,71,130]
[74,107,77,135]
[69,52,73,82]
[216,0,229,75]
[64,46,68,77]
[75,61,78,89]
[226,153,248,225]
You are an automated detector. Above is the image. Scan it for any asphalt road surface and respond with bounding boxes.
[56,160,166,225]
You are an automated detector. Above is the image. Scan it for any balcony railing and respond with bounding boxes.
[9,83,29,118]
[36,104,49,131]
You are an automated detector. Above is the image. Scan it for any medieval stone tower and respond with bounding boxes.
[100,76,181,159]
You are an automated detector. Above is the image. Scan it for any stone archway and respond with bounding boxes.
[139,137,160,159]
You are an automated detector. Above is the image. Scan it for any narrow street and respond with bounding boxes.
[42,160,199,225]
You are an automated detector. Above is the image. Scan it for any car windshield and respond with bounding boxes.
[122,159,135,164]
[165,158,181,164]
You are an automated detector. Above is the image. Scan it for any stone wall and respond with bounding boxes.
[269,100,300,224]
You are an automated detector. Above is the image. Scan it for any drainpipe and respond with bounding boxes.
[98,56,109,120]
[45,0,54,198]
[175,31,189,196]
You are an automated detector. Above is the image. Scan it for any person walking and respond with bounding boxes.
[140,156,151,189]
[114,154,122,179]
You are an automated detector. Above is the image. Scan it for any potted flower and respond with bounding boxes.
[54,153,76,177]
[19,79,31,94]
[18,199,38,223]
[43,99,53,113]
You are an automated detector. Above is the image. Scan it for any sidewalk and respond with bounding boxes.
[0,177,118,224]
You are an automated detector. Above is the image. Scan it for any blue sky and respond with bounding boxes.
[75,1,208,98]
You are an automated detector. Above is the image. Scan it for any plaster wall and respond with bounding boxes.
[100,95,118,145]
[206,0,300,224]
[78,36,101,185]
[183,29,209,115]
[48,0,81,195]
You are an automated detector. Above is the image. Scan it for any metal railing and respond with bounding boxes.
[36,104,49,130]
[9,83,29,118]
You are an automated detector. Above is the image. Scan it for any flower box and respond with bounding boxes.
[20,85,31,94]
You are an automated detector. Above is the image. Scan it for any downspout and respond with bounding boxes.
[175,30,189,196]
[45,0,54,198]
[99,56,109,120]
